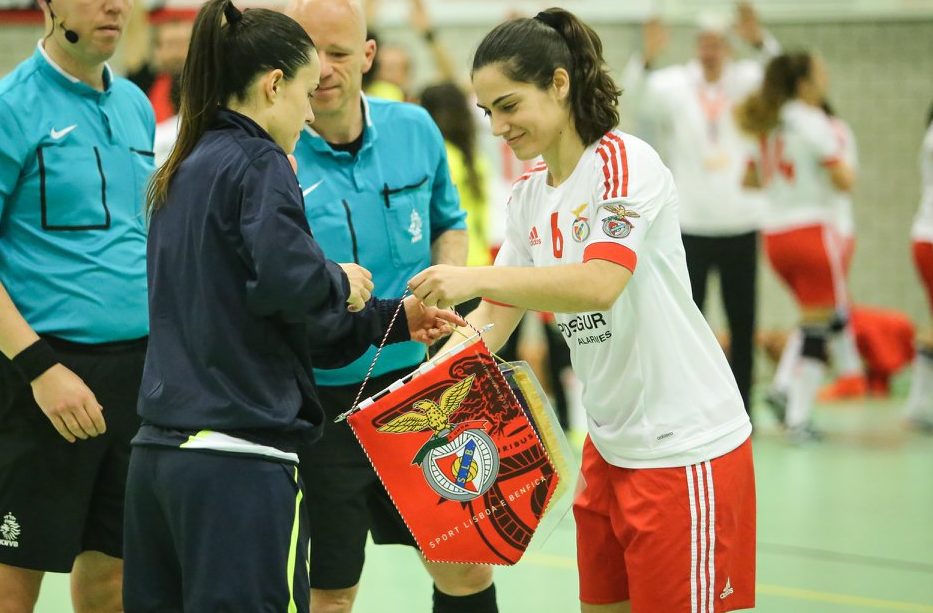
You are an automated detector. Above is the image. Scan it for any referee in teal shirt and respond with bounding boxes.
[0,0,153,609]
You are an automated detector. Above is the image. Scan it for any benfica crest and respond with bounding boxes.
[347,338,561,565]
[600,203,640,239]
[378,375,500,501]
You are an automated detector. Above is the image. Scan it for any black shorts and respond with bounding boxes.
[0,336,145,572]
[298,368,418,590]
[123,446,309,612]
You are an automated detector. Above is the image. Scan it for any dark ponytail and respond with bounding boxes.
[471,7,621,145]
[736,52,813,136]
[147,0,315,213]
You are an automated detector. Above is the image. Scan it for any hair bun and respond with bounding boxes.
[534,11,561,31]
[224,1,243,25]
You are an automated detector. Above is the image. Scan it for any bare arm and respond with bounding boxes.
[410,260,632,313]
[0,282,40,359]
[0,282,104,442]
[431,228,468,266]
[439,300,525,355]
[410,0,457,83]
[828,161,856,192]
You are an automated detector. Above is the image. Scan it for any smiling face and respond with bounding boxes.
[45,0,132,65]
[265,54,321,154]
[472,62,572,161]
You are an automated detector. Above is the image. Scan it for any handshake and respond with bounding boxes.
[338,263,467,344]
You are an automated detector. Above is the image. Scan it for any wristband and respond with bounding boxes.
[10,338,59,383]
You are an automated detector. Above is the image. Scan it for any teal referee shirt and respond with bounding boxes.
[293,96,466,386]
[0,43,154,343]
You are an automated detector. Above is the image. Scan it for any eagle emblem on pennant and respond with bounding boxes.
[378,374,500,501]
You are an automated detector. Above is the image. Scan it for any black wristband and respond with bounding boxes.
[422,29,436,43]
[10,338,59,384]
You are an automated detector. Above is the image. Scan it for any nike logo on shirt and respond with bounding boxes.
[50,125,78,140]
[302,179,324,196]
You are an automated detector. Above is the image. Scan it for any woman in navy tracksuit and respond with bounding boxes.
[121,2,460,610]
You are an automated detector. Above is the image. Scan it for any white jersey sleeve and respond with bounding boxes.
[581,132,676,272]
[796,105,843,164]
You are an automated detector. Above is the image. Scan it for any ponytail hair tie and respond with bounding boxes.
[224,1,243,25]
[534,11,561,32]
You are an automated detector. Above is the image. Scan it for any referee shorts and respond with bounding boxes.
[0,336,145,572]
[298,368,417,590]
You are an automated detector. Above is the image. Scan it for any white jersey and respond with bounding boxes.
[911,122,933,242]
[623,57,767,236]
[758,101,843,232]
[154,114,180,167]
[494,129,750,468]
[828,116,858,238]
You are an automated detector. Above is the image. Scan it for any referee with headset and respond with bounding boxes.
[0,0,154,610]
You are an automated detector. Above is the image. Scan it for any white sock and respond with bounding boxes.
[786,357,826,429]
[904,350,933,420]
[830,325,862,377]
[772,329,803,394]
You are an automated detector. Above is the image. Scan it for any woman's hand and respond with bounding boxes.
[403,296,467,344]
[408,265,484,309]
[339,263,374,312]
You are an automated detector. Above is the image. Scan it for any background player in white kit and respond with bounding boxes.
[904,102,933,431]
[410,8,756,612]
[621,3,778,416]
[736,52,856,443]
[767,101,867,410]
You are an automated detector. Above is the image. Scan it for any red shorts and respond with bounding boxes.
[765,224,847,309]
[914,240,933,315]
[573,438,756,612]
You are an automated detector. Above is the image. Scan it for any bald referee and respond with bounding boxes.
[0,0,154,610]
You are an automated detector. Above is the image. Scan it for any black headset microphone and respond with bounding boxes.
[47,0,79,44]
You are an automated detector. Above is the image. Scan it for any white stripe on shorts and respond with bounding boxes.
[687,462,717,613]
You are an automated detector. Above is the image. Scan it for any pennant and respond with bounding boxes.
[347,338,560,565]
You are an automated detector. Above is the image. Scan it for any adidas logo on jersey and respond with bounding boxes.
[528,226,542,246]
[720,577,734,599]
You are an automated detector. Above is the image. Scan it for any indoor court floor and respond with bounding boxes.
[34,395,933,612]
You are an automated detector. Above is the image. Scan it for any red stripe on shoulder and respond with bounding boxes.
[604,132,629,198]
[597,133,629,200]
[512,163,548,186]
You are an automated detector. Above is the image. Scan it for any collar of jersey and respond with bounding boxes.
[35,41,113,100]
[301,94,378,158]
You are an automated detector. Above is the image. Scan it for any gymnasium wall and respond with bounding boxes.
[2,15,932,329]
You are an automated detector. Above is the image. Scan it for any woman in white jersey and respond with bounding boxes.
[904,103,933,431]
[736,52,855,443]
[409,9,756,612]
[767,100,866,412]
